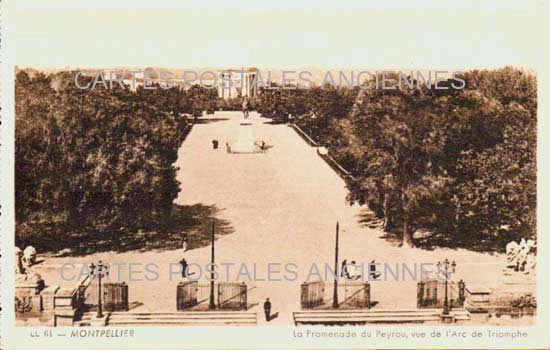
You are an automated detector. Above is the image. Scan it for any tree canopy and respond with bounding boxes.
[254,68,536,250]
[15,70,218,249]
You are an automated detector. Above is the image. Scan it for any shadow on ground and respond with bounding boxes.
[194,117,230,124]
[262,119,282,125]
[40,203,234,257]
[413,232,502,254]
[356,208,502,253]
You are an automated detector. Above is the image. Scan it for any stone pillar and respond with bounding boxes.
[41,285,60,311]
[363,282,371,309]
[15,273,45,314]
[458,280,465,305]
[54,309,77,327]
[251,73,257,97]
[417,280,425,308]
[52,288,78,327]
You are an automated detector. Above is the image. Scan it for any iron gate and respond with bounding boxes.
[103,282,129,311]
[217,282,247,310]
[337,281,370,308]
[417,279,465,308]
[77,278,130,312]
[177,280,198,310]
[301,280,325,309]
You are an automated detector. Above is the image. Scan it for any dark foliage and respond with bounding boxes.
[255,68,536,250]
[15,70,218,250]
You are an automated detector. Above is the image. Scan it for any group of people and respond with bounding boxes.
[225,140,271,153]
[254,140,271,152]
[506,238,537,274]
[341,259,381,281]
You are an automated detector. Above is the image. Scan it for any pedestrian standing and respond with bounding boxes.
[263,298,272,321]
[341,259,348,278]
[182,234,189,252]
[349,261,361,280]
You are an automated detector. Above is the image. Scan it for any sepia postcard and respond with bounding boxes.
[1,0,550,349]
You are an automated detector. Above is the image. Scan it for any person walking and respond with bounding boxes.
[180,258,188,278]
[263,298,272,321]
[369,260,381,280]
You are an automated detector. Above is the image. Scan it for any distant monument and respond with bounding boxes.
[227,112,272,154]
[231,119,256,153]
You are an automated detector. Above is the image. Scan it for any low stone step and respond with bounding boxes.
[294,311,469,318]
[293,309,470,325]
[454,314,471,320]
[109,311,252,316]
[294,316,440,322]
[105,311,257,326]
[109,314,256,320]
[296,308,467,314]
[293,312,444,317]
[108,319,256,326]
[294,313,440,319]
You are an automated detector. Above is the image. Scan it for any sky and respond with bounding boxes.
[8,0,544,70]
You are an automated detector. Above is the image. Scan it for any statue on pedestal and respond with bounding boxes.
[15,245,43,285]
[15,245,46,315]
[22,245,37,271]
[231,120,255,153]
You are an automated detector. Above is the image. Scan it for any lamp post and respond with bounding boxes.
[438,259,456,315]
[332,221,339,309]
[90,261,109,318]
[209,221,216,310]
